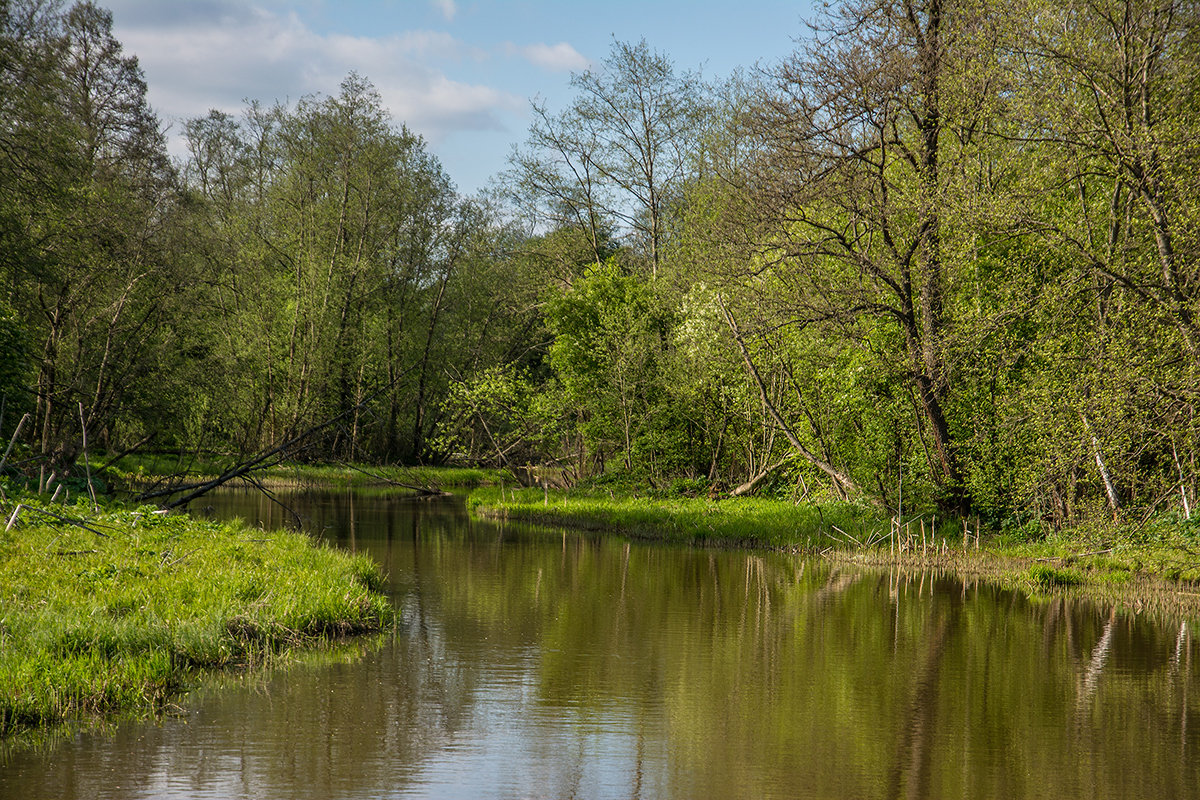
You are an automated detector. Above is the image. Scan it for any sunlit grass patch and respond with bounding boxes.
[263,463,510,489]
[468,486,886,550]
[0,496,393,737]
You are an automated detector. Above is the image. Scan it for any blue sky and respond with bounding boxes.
[106,0,817,194]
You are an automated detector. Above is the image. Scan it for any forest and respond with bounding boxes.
[1,0,1197,530]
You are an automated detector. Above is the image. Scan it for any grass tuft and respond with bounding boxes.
[0,492,393,737]
[1025,564,1083,590]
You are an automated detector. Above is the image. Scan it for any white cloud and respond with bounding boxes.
[320,30,485,68]
[506,41,590,72]
[107,2,519,154]
[433,0,457,22]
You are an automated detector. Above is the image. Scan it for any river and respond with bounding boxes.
[2,488,1197,799]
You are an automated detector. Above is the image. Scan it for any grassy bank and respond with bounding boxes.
[102,454,511,492]
[0,494,393,738]
[469,486,1200,615]
[468,486,886,548]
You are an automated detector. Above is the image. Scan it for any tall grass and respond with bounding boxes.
[0,496,392,736]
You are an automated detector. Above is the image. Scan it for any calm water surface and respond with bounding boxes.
[2,488,1198,799]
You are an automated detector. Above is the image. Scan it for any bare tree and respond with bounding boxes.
[506,39,709,278]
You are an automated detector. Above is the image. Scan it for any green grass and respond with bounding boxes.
[980,512,1200,584]
[1024,563,1084,590]
[0,493,393,737]
[468,485,887,549]
[259,462,510,489]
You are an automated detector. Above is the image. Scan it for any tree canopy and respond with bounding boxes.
[3,0,1198,528]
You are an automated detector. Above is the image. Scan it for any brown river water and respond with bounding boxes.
[1,488,1198,799]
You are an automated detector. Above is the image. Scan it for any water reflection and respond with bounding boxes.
[1,488,1197,799]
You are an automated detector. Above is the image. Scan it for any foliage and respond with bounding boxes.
[433,366,552,467]
[542,258,674,476]
[2,0,1199,536]
[1,0,187,468]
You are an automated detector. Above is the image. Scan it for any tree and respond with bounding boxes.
[1020,0,1200,351]
[544,259,670,477]
[0,0,184,469]
[179,75,550,466]
[181,76,460,460]
[507,39,709,278]
[986,0,1200,522]
[505,99,614,271]
[736,0,1012,512]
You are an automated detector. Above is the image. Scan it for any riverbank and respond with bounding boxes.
[468,486,883,548]
[468,486,1200,618]
[0,493,393,739]
[103,454,510,494]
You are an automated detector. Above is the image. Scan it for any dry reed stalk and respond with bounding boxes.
[79,403,98,511]
[0,412,29,473]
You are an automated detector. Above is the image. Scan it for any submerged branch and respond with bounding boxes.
[335,462,451,496]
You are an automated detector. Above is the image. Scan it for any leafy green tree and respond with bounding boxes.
[544,259,671,477]
[0,0,186,469]
[179,76,550,465]
[723,0,1021,512]
[1003,0,1200,521]
[434,366,552,467]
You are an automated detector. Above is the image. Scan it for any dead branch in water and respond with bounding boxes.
[336,462,450,496]
[136,372,412,509]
